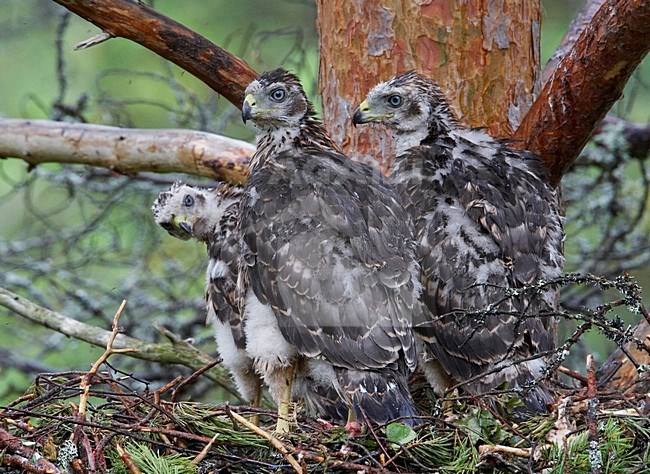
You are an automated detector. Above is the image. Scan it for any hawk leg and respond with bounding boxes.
[275,364,296,434]
[249,379,262,426]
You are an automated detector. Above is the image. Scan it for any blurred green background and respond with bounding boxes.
[0,0,648,405]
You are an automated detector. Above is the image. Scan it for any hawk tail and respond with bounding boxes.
[519,378,555,413]
[511,357,556,413]
[300,384,349,424]
[342,370,420,427]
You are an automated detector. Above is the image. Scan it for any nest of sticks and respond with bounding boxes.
[1,359,648,473]
[2,274,650,473]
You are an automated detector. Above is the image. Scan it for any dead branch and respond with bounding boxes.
[542,0,606,82]
[0,119,253,185]
[596,116,650,161]
[0,427,63,474]
[51,0,257,108]
[229,410,303,474]
[595,274,650,394]
[191,432,219,465]
[586,355,602,474]
[78,300,135,417]
[597,318,650,394]
[514,0,650,187]
[0,286,241,400]
[116,443,143,474]
[478,444,532,458]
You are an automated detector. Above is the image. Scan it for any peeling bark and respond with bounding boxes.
[0,119,253,184]
[316,0,541,168]
[52,0,258,108]
[514,0,650,187]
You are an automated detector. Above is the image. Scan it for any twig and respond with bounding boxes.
[478,444,532,458]
[360,409,400,472]
[623,272,650,327]
[74,32,112,50]
[558,366,589,386]
[192,432,219,464]
[79,300,136,417]
[0,393,35,414]
[171,357,222,403]
[228,410,303,474]
[586,355,602,474]
[116,442,143,474]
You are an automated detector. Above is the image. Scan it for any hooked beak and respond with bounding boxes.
[352,99,391,126]
[242,94,256,123]
[179,221,192,235]
[173,215,193,236]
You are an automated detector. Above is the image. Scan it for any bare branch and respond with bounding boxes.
[0,119,253,184]
[0,286,241,400]
[0,427,63,474]
[542,0,606,82]
[78,300,134,417]
[228,410,303,474]
[52,0,258,108]
[515,0,650,186]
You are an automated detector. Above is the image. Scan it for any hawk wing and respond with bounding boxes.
[240,148,419,372]
[206,203,246,350]
[396,135,563,398]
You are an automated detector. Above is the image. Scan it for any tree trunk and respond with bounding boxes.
[316,0,541,168]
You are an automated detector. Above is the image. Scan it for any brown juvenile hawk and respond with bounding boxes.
[353,71,564,412]
[151,182,348,422]
[240,68,421,431]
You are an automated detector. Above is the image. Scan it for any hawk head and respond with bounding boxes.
[152,182,240,243]
[242,68,317,129]
[352,71,458,153]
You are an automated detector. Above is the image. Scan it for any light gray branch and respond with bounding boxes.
[0,119,254,185]
[0,286,242,401]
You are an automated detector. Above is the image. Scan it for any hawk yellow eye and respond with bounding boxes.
[388,94,403,107]
[183,194,194,207]
[270,88,286,102]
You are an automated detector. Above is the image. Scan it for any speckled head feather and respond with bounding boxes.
[242,68,339,169]
[353,71,459,155]
[151,181,243,242]
[254,68,318,118]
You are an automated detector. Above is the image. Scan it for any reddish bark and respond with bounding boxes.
[53,0,257,109]
[316,0,541,168]
[514,0,650,187]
